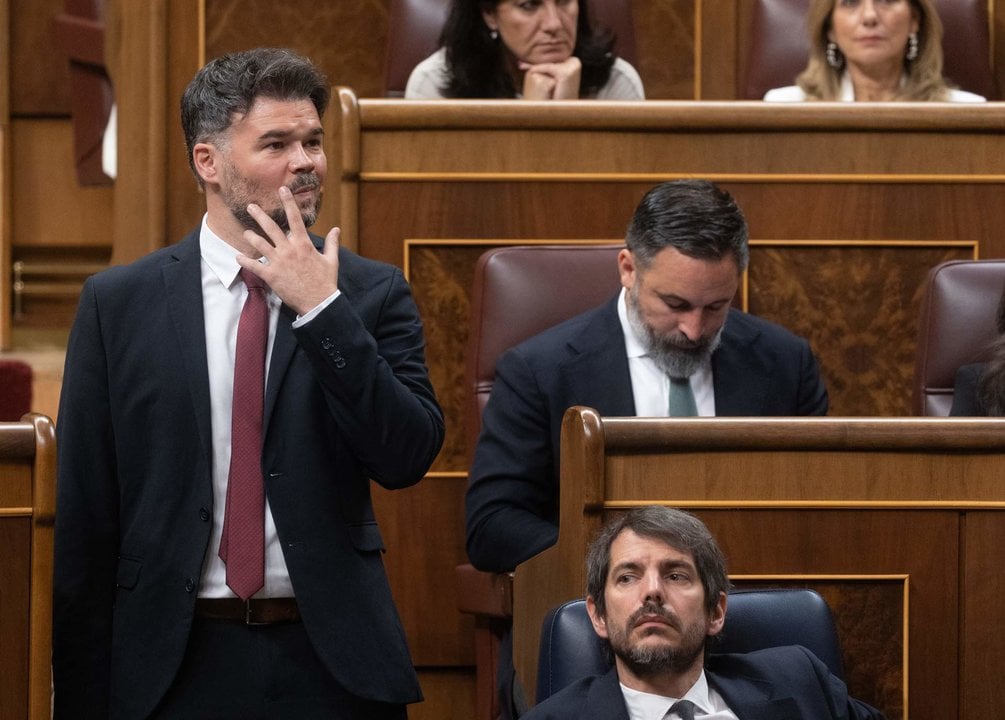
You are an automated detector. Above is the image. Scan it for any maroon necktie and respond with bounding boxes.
[219,268,268,600]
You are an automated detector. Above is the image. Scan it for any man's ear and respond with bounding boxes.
[706,591,727,638]
[192,142,221,187]
[617,248,636,291]
[586,595,609,640]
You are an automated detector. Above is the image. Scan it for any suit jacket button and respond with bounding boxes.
[199,508,210,522]
[321,337,335,353]
[333,353,346,369]
[184,578,196,593]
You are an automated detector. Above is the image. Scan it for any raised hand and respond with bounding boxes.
[238,185,340,316]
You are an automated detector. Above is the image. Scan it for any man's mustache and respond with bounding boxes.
[628,602,682,632]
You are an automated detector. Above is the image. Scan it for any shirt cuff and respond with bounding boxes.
[292,289,341,328]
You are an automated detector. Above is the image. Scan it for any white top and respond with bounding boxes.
[617,287,715,417]
[764,72,985,102]
[404,46,645,99]
[620,671,739,720]
[198,217,293,598]
[197,217,339,598]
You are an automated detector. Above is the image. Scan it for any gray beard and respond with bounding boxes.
[626,289,723,378]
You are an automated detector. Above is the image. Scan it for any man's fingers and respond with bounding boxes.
[323,227,341,260]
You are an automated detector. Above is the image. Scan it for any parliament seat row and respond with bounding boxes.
[385,0,996,100]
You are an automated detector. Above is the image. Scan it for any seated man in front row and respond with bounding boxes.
[466,180,828,573]
[524,507,885,720]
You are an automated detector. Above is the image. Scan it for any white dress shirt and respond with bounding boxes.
[197,217,295,598]
[621,671,738,720]
[617,288,715,416]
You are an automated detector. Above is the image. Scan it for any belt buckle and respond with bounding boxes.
[244,599,266,626]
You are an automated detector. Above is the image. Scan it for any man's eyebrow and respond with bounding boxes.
[257,126,324,141]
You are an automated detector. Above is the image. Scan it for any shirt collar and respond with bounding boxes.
[620,670,714,719]
[198,214,270,292]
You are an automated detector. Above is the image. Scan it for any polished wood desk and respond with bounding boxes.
[0,415,55,720]
[511,408,1005,720]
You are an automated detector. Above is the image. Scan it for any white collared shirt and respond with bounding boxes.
[617,288,716,416]
[620,671,738,720]
[197,216,294,598]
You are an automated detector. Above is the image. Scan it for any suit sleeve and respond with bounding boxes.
[949,364,984,416]
[799,646,887,720]
[796,337,828,416]
[52,278,118,718]
[292,266,444,489]
[465,347,560,572]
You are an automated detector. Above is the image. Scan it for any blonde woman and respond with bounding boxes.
[764,0,984,102]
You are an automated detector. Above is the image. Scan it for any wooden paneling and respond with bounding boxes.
[0,518,31,720]
[0,416,57,720]
[204,0,391,99]
[11,0,70,115]
[512,411,1005,719]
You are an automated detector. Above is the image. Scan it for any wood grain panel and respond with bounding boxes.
[705,509,950,720]
[205,0,390,99]
[11,0,70,115]
[0,518,31,720]
[374,474,473,665]
[405,244,489,472]
[961,511,1005,717]
[747,243,975,415]
[633,0,695,99]
[411,668,476,720]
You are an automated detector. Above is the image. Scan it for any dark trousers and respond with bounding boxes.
[150,617,408,720]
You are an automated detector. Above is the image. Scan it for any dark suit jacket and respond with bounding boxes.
[523,647,885,720]
[949,363,986,415]
[466,297,828,571]
[52,230,444,720]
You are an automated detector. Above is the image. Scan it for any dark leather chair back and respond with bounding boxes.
[536,588,844,702]
[913,259,1005,416]
[384,0,638,97]
[0,359,33,421]
[741,0,995,100]
[465,244,622,454]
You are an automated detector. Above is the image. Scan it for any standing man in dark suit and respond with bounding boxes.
[53,48,444,719]
[523,506,885,720]
[467,180,827,575]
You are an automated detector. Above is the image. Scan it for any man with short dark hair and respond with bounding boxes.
[524,507,885,720]
[53,48,444,719]
[467,180,828,575]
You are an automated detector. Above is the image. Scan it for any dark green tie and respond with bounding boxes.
[668,376,697,417]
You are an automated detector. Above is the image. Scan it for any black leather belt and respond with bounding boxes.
[195,598,300,625]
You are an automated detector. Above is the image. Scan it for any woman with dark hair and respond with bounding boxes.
[764,0,984,102]
[405,0,644,100]
[951,287,1005,416]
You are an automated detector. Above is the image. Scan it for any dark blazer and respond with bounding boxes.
[466,296,828,571]
[950,363,986,415]
[523,647,885,720]
[52,230,444,720]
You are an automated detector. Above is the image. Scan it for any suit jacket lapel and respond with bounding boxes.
[264,304,297,438]
[712,310,768,416]
[162,231,213,464]
[581,669,633,720]
[263,233,328,437]
[563,296,636,417]
[709,668,802,720]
